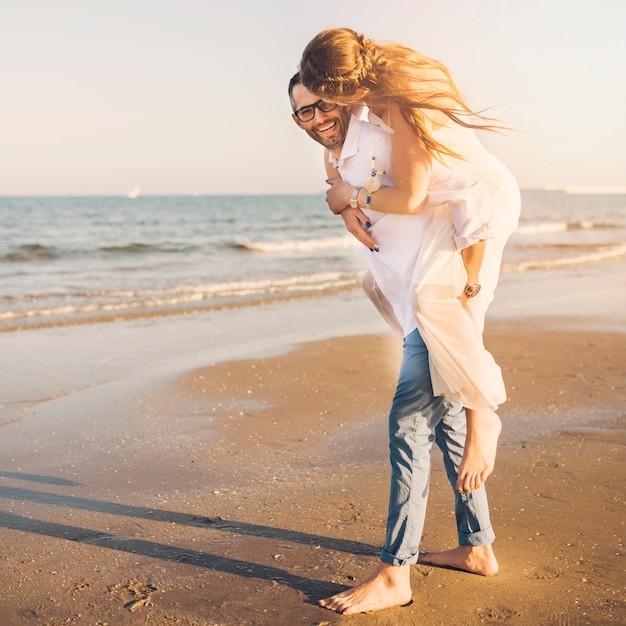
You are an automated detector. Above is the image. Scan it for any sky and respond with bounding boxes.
[1,0,625,196]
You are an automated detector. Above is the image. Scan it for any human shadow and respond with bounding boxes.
[0,484,379,557]
[0,470,79,486]
[0,509,347,602]
[0,476,381,603]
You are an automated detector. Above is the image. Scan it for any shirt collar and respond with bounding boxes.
[328,114,363,168]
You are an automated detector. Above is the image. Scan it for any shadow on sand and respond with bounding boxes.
[0,471,380,603]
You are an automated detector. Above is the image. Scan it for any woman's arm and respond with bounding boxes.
[325,101,432,215]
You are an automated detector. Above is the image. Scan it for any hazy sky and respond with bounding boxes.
[2,0,624,196]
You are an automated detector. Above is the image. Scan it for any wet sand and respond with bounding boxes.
[0,264,625,625]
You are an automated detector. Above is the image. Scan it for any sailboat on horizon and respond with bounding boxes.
[127,181,141,199]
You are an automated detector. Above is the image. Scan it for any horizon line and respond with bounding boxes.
[2,186,626,199]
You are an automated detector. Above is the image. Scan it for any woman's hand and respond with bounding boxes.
[325,178,354,215]
[339,208,380,251]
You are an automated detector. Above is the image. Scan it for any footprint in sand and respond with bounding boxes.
[478,606,519,623]
[545,613,576,626]
[108,579,157,612]
[524,565,561,580]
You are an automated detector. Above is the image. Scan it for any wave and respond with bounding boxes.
[0,242,194,262]
[543,186,626,195]
[98,243,192,254]
[1,244,59,262]
[230,235,359,253]
[515,220,613,236]
[0,271,364,323]
[4,240,626,331]
[502,244,626,272]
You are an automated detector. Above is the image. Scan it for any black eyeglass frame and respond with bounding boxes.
[293,99,338,122]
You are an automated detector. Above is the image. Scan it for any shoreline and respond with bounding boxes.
[1,263,625,624]
[4,255,626,335]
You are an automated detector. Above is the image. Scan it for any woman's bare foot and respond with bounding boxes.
[419,545,499,576]
[456,408,501,493]
[319,561,412,615]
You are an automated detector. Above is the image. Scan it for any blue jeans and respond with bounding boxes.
[380,328,496,567]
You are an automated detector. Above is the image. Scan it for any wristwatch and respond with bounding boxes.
[349,186,362,209]
[463,283,481,298]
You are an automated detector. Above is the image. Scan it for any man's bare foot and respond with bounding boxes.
[456,408,501,493]
[418,545,499,576]
[319,561,412,615]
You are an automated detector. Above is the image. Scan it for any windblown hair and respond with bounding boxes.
[299,28,502,160]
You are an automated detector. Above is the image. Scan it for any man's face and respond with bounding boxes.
[291,84,350,154]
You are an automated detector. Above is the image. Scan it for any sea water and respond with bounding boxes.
[1,191,625,331]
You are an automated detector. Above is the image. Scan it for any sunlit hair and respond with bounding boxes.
[299,28,503,160]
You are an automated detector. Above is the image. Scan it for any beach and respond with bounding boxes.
[0,260,624,626]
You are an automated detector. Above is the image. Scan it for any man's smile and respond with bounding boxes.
[316,120,338,133]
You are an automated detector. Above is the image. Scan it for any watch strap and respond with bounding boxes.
[349,186,362,209]
[463,283,482,298]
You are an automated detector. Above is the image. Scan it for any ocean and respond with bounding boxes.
[1,191,625,332]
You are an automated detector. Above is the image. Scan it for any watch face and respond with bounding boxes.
[464,284,481,298]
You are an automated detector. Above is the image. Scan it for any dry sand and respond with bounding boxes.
[0,305,624,625]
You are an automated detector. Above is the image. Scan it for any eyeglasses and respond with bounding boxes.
[293,99,338,122]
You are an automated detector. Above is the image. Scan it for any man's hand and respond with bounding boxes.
[458,292,469,307]
[340,208,380,251]
[325,178,354,215]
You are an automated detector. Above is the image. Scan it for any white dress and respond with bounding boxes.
[329,112,520,410]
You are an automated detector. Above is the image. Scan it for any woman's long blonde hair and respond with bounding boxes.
[299,28,501,160]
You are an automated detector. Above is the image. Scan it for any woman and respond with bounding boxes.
[298,28,521,614]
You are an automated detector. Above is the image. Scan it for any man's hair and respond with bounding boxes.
[288,72,301,110]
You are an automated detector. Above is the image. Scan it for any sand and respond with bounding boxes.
[0,263,625,625]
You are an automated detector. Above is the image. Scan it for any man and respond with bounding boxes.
[289,73,499,615]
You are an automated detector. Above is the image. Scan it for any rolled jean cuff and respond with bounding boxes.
[459,525,496,547]
[380,548,419,567]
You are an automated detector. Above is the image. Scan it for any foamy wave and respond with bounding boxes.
[502,244,626,272]
[516,221,604,235]
[1,244,59,262]
[1,241,193,262]
[0,271,363,322]
[99,243,192,254]
[516,222,568,235]
[231,235,359,253]
[564,187,626,195]
[543,186,626,195]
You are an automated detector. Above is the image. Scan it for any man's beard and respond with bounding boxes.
[305,108,350,151]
